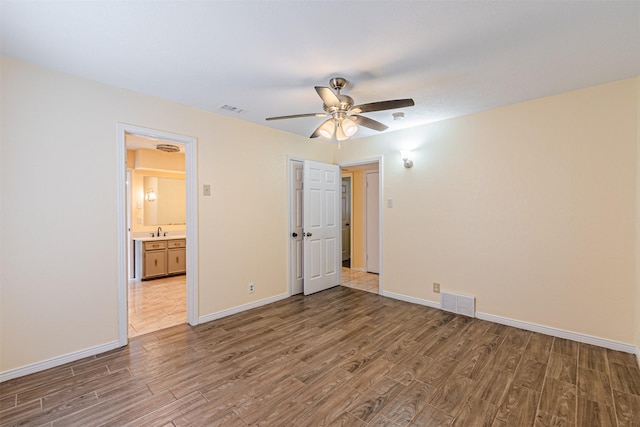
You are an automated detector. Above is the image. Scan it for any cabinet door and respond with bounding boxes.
[168,248,186,275]
[144,250,167,279]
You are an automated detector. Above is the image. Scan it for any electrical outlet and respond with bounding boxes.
[433,282,441,293]
[248,283,255,293]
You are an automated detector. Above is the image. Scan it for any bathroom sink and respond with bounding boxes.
[133,235,186,241]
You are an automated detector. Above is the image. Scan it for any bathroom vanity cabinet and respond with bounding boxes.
[167,239,187,275]
[134,237,186,280]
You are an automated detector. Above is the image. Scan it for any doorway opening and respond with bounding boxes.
[340,160,381,294]
[125,135,186,337]
[287,157,381,297]
[116,124,198,346]
[288,159,342,296]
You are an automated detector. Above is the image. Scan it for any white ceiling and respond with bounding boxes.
[2,1,639,140]
[125,134,185,153]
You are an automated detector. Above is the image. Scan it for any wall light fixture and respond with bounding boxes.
[401,150,413,168]
[145,188,157,202]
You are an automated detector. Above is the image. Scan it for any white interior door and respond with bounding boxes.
[290,160,304,295]
[303,160,341,295]
[365,171,380,273]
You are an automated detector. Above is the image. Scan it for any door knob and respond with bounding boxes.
[305,232,313,237]
[292,232,298,237]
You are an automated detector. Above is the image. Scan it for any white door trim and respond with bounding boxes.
[116,123,199,347]
[289,159,304,295]
[337,156,383,294]
[287,156,306,296]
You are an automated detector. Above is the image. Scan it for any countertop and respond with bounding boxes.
[132,235,186,242]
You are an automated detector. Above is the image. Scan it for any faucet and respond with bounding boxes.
[157,226,163,237]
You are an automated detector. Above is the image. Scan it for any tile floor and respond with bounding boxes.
[340,267,379,294]
[128,275,186,337]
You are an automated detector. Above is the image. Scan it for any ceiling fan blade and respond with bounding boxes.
[266,112,328,121]
[353,98,415,113]
[315,86,341,106]
[351,115,388,132]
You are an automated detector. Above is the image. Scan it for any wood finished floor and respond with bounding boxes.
[3,286,640,426]
[128,268,378,338]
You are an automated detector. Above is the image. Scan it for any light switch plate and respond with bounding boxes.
[386,198,393,208]
[203,184,211,196]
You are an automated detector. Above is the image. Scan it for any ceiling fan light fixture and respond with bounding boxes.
[342,117,358,136]
[318,120,335,139]
[336,122,349,142]
[265,77,414,144]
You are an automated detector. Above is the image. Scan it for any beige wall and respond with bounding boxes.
[635,78,640,356]
[335,78,639,344]
[351,170,366,270]
[1,55,638,375]
[0,57,331,372]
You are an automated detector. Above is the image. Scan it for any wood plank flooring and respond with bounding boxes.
[2,286,640,426]
[128,268,376,338]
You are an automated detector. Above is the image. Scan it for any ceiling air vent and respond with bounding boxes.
[219,104,246,114]
[156,144,180,153]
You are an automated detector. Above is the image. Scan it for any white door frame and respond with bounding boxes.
[337,157,383,293]
[287,156,304,296]
[289,159,304,295]
[116,123,199,346]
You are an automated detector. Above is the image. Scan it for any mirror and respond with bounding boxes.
[143,176,186,225]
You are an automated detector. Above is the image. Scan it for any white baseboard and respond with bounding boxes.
[380,290,638,357]
[198,292,290,324]
[5,291,639,382]
[0,340,122,383]
[2,293,290,382]
[381,290,441,310]
[475,311,637,355]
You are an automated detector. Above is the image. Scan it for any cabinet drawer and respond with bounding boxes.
[144,241,167,251]
[168,239,186,249]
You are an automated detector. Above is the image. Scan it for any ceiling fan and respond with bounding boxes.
[266,77,414,146]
